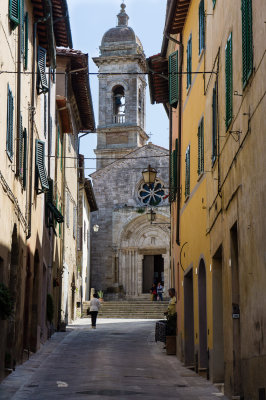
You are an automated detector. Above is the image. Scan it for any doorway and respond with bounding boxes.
[212,245,224,382]
[198,259,207,369]
[184,268,194,366]
[142,255,164,293]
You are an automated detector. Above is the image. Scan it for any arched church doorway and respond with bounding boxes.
[142,254,164,293]
[198,259,208,369]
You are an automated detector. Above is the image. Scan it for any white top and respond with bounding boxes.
[90,297,101,311]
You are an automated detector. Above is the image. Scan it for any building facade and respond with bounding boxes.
[148,0,266,398]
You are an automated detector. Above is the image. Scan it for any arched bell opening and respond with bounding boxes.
[113,85,125,124]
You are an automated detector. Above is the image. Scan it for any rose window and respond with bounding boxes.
[138,180,166,206]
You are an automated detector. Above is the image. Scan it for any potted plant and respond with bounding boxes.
[97,290,104,302]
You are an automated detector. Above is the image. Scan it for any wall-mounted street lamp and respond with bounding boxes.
[93,224,99,232]
[142,165,157,185]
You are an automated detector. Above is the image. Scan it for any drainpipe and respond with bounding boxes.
[48,67,51,177]
[169,105,173,285]
[16,12,22,177]
[176,34,183,246]
[26,22,37,240]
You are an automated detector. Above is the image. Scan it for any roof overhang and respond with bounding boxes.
[56,96,73,133]
[161,0,191,56]
[84,179,98,212]
[146,54,169,105]
[31,0,72,67]
[57,49,95,132]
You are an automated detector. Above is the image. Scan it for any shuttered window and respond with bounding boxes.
[20,0,24,56]
[37,46,49,94]
[185,145,190,198]
[199,0,205,54]
[24,12,28,69]
[6,86,14,160]
[212,82,217,165]
[225,33,233,129]
[242,0,253,88]
[169,50,179,107]
[213,0,216,7]
[169,139,178,203]
[9,0,20,26]
[187,35,192,88]
[18,114,23,178]
[35,139,49,193]
[197,118,204,175]
[23,128,27,189]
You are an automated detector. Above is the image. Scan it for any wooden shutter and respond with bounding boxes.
[9,0,20,26]
[242,0,253,87]
[18,114,23,178]
[199,0,205,54]
[23,128,27,189]
[24,12,28,69]
[212,0,216,7]
[187,36,192,88]
[225,34,233,129]
[37,46,49,94]
[35,139,49,192]
[197,118,204,175]
[7,86,14,160]
[212,82,217,164]
[169,50,179,107]
[20,0,24,56]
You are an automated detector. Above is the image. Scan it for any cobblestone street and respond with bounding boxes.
[0,319,228,400]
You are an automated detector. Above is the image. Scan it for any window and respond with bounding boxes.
[37,46,49,94]
[6,85,14,160]
[241,0,253,87]
[35,139,49,193]
[66,192,70,228]
[225,33,233,129]
[22,128,27,189]
[169,50,179,107]
[9,0,20,26]
[197,118,204,175]
[46,178,64,230]
[187,35,192,88]
[185,145,190,197]
[213,0,216,8]
[212,81,217,165]
[24,12,28,69]
[113,86,125,124]
[170,138,178,202]
[138,180,166,206]
[20,0,24,56]
[199,0,205,54]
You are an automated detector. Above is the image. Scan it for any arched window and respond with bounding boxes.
[113,86,125,123]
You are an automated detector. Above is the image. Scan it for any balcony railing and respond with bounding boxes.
[113,114,125,124]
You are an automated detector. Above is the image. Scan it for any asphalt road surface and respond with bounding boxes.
[0,319,228,400]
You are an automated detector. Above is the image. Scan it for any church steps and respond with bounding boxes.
[82,300,169,319]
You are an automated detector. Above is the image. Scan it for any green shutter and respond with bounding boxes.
[185,145,190,197]
[213,0,216,7]
[23,128,27,189]
[24,12,28,69]
[9,0,20,26]
[198,118,204,175]
[18,114,23,177]
[35,139,49,192]
[6,86,14,160]
[225,33,233,129]
[242,0,253,87]
[20,0,24,56]
[187,36,192,88]
[212,82,217,164]
[169,50,179,107]
[199,0,205,54]
[37,46,49,94]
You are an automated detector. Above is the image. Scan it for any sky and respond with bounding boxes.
[67,0,169,176]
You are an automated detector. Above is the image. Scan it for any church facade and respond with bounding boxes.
[90,4,170,298]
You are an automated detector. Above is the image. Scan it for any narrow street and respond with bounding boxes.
[0,319,227,400]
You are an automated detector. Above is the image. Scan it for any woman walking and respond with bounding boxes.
[90,293,101,329]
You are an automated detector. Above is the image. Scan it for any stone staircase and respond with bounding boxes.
[82,299,169,319]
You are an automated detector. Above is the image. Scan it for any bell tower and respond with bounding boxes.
[93,3,148,170]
